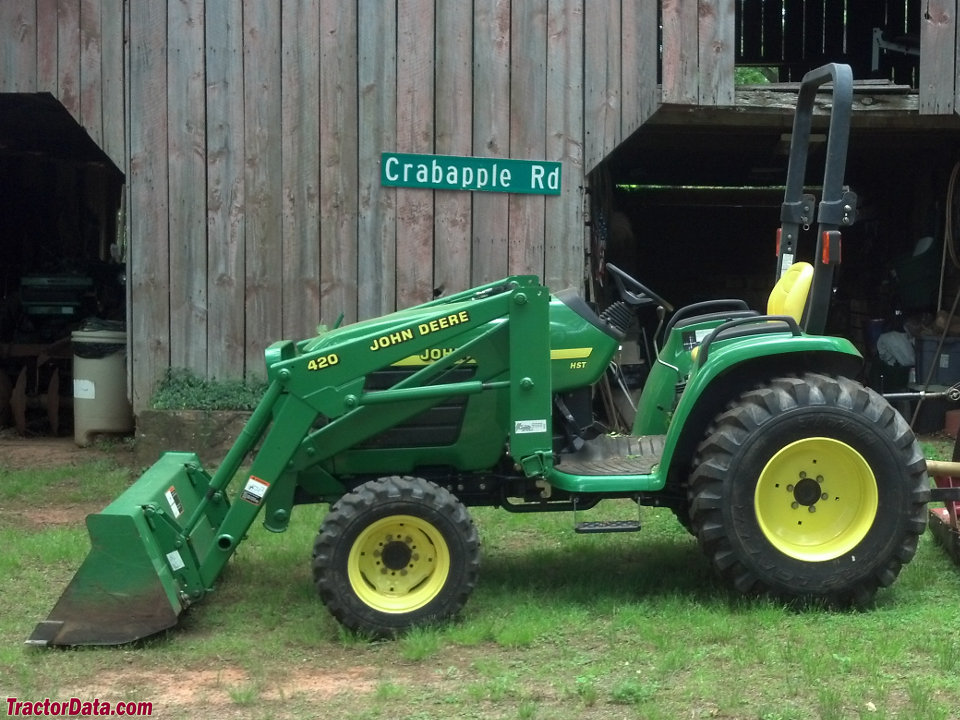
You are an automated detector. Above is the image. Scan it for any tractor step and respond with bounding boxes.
[574,519,642,534]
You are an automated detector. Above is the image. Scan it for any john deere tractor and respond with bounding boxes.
[30,64,937,646]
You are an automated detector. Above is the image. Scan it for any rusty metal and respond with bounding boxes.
[926,458,960,564]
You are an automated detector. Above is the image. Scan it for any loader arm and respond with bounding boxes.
[29,277,555,646]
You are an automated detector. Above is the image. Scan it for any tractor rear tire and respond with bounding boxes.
[688,373,928,606]
[313,476,480,636]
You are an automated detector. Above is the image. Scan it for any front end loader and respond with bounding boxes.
[28,64,959,646]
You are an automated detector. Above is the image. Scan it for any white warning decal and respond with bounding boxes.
[165,486,183,518]
[166,550,185,572]
[241,475,270,505]
[515,419,548,434]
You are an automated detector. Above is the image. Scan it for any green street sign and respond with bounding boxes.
[381,152,561,195]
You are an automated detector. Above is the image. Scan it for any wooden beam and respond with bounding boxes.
[205,0,246,381]
[281,0,322,338]
[100,0,125,170]
[699,0,735,105]
[168,0,207,376]
[320,1,360,324]
[0,0,38,92]
[584,0,620,172]
[36,0,58,92]
[622,0,659,134]
[128,1,169,410]
[243,0,284,372]
[508,0,547,278]
[56,0,81,121]
[357,0,397,319]
[661,0,698,105]
[545,0,585,290]
[395,0,435,308]
[472,0,511,284]
[920,0,957,115]
[434,0,473,296]
[79,0,103,145]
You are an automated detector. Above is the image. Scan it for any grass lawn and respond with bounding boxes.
[2,439,960,719]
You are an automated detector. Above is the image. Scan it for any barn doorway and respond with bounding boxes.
[592,104,960,350]
[0,93,126,436]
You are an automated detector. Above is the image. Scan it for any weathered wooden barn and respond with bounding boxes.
[2,0,960,425]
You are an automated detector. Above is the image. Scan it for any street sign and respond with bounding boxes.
[381,152,561,195]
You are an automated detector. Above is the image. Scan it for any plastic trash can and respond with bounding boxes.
[72,326,133,446]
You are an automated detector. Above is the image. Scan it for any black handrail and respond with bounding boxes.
[697,315,802,366]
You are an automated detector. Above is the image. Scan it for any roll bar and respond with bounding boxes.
[777,63,857,335]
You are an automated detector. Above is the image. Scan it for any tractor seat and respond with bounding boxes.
[686,261,814,365]
[767,261,814,323]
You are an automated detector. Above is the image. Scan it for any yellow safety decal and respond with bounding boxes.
[550,348,593,360]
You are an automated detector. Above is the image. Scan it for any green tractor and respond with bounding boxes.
[29,64,937,646]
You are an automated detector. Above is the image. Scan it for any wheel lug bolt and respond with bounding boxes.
[799,471,807,479]
[821,492,829,501]
[809,505,817,513]
[816,475,823,483]
[791,501,799,509]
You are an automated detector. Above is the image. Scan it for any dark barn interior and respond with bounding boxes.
[0,93,125,434]
[594,0,960,410]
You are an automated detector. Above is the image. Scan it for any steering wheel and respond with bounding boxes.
[605,263,674,313]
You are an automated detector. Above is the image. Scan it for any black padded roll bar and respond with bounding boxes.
[778,63,857,335]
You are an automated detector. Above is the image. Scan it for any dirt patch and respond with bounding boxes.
[74,665,378,708]
[1,503,103,528]
[0,434,118,470]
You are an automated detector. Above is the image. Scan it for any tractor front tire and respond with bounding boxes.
[313,476,480,636]
[689,373,929,606]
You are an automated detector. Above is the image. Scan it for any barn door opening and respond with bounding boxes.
[0,93,126,437]
[589,103,960,408]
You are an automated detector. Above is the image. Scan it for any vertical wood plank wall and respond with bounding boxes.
[11,1,954,411]
[660,0,735,107]
[3,0,654,411]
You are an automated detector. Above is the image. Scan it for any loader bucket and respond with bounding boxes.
[27,452,221,647]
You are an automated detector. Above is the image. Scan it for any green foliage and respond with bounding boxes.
[400,626,443,660]
[150,368,267,411]
[921,438,953,462]
[735,65,777,84]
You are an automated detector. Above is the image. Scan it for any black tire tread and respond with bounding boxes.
[688,372,928,605]
[312,475,480,636]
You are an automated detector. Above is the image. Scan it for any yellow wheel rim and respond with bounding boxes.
[754,437,878,562]
[347,514,451,614]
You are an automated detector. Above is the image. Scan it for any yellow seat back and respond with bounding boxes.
[767,261,814,323]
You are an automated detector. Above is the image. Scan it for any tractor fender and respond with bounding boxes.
[655,333,863,488]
